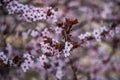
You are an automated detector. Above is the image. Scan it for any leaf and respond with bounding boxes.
[13,55,23,67]
[66,18,78,26]
[56,22,63,27]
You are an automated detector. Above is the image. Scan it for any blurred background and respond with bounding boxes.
[0,0,120,80]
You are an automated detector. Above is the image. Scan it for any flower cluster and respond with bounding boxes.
[6,0,58,22]
[29,19,79,59]
[78,24,120,47]
[21,53,34,72]
[63,42,73,57]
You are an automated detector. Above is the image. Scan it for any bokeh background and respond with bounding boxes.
[0,0,120,80]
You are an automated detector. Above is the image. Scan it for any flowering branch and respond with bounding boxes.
[0,18,120,73]
[3,0,58,22]
[0,0,120,80]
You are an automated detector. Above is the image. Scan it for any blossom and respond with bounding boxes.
[52,39,59,45]
[21,62,29,72]
[23,53,34,61]
[40,42,53,53]
[92,29,101,37]
[78,34,85,40]
[63,49,70,57]
[65,41,73,51]
[54,49,60,58]
[84,32,92,37]
[21,53,34,72]
[38,55,48,66]
[24,59,34,67]
[0,52,8,64]
[100,26,108,33]
[63,42,73,57]
[41,28,51,37]
[92,29,101,42]
[95,36,101,42]
[55,27,63,34]
[109,30,115,37]
[23,53,31,59]
[49,9,58,23]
